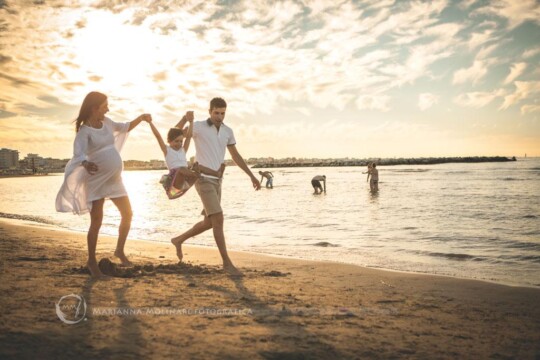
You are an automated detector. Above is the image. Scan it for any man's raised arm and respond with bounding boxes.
[174,111,194,129]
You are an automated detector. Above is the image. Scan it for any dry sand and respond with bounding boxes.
[0,219,538,359]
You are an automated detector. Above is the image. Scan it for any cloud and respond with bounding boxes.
[0,110,16,118]
[523,47,540,59]
[477,0,540,29]
[418,93,439,111]
[503,63,527,85]
[0,72,32,87]
[457,0,479,10]
[152,71,167,82]
[520,104,540,115]
[500,81,540,110]
[75,18,86,29]
[88,75,102,82]
[466,29,496,50]
[355,94,391,112]
[454,90,505,108]
[475,43,499,60]
[453,60,489,85]
[0,54,12,64]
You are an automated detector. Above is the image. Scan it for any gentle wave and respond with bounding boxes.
[496,255,540,263]
[0,212,58,226]
[506,241,540,251]
[387,169,430,173]
[426,252,477,261]
[312,241,339,247]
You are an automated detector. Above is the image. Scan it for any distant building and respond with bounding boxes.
[0,148,19,169]
[20,153,46,169]
[43,157,70,170]
[149,159,166,169]
[124,160,150,169]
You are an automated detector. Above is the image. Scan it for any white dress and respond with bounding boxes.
[56,117,130,214]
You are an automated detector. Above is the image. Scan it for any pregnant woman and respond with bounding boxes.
[56,91,150,278]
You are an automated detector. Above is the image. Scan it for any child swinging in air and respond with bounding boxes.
[148,111,225,199]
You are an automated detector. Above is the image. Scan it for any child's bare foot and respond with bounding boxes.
[218,163,226,178]
[223,263,243,277]
[113,250,133,267]
[171,237,184,261]
[192,162,201,174]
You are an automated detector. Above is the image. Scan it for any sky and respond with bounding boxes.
[1,0,539,161]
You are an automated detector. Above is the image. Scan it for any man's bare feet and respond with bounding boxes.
[223,263,243,277]
[171,237,184,261]
[113,250,133,267]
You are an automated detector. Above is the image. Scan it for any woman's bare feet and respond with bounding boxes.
[113,250,133,267]
[87,260,107,279]
[171,236,184,261]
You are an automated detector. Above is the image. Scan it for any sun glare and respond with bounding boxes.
[72,11,159,93]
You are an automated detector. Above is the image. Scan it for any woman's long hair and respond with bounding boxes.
[75,92,107,132]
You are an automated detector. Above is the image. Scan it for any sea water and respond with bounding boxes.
[1,158,539,287]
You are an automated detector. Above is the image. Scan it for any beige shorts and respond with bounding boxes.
[195,177,222,216]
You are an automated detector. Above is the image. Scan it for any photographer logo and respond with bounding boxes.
[56,294,87,324]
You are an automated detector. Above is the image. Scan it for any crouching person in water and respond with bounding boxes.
[259,170,274,189]
[311,175,326,194]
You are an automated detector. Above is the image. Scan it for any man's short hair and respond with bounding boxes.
[210,97,227,110]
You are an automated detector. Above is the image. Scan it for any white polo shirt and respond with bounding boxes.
[193,119,236,178]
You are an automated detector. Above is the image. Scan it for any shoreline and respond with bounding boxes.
[3,217,535,289]
[1,219,539,358]
[3,216,538,289]
[0,219,539,358]
[0,173,50,178]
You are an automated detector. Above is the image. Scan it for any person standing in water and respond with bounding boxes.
[367,163,379,191]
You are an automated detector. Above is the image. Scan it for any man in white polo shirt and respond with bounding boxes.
[171,97,261,276]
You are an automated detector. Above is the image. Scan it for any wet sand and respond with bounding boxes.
[0,219,538,359]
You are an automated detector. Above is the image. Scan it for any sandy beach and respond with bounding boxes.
[0,219,538,359]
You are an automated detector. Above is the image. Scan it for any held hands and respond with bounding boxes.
[185,111,194,123]
[138,114,152,123]
[82,160,98,175]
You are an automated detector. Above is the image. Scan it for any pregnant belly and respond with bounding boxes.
[88,148,123,180]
